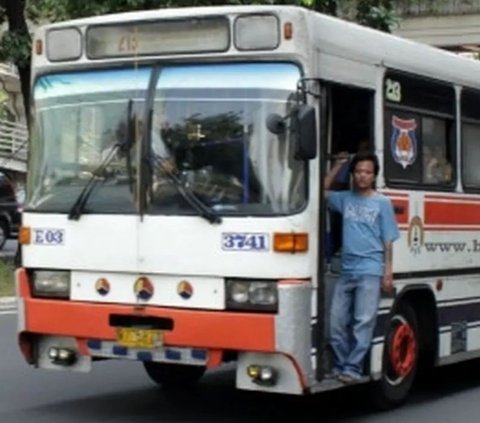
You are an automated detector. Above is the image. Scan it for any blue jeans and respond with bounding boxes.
[329,274,381,378]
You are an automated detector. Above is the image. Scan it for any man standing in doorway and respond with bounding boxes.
[324,152,400,383]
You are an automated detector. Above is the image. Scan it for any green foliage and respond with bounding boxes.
[356,0,397,32]
[313,0,338,14]
[0,31,30,67]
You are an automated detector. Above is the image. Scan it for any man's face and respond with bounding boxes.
[352,159,376,190]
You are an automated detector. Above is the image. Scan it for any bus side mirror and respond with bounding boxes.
[266,113,286,135]
[294,105,317,160]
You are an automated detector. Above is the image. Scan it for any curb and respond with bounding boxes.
[0,296,16,311]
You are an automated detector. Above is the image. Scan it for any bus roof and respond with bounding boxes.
[40,5,304,29]
[305,9,480,89]
[37,5,480,90]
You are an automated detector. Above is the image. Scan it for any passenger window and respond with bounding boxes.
[384,70,456,189]
[463,124,480,188]
[422,117,454,186]
[461,89,480,191]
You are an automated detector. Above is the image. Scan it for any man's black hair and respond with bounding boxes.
[349,152,380,176]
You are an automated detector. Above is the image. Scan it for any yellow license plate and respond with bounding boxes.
[116,327,164,349]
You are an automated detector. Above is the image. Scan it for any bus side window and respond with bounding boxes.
[461,88,480,192]
[422,117,454,186]
[383,70,456,189]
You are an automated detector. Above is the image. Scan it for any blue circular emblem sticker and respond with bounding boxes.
[177,280,193,300]
[95,278,110,296]
[134,277,154,301]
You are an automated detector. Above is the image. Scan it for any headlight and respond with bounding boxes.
[249,282,277,305]
[32,270,71,298]
[226,279,278,312]
[230,281,249,304]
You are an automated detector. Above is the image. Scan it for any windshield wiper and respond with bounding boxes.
[67,143,126,220]
[139,67,220,224]
[68,102,135,221]
[150,154,222,224]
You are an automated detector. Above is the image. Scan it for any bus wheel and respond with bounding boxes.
[373,302,419,409]
[143,362,206,388]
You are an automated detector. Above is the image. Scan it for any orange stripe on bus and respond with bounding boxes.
[207,349,223,368]
[424,194,480,202]
[423,225,480,231]
[21,298,275,352]
[76,338,90,356]
[16,268,30,297]
[425,201,480,225]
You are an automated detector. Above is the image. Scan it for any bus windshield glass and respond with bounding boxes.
[27,62,306,216]
[28,68,150,214]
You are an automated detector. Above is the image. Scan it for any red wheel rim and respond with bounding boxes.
[389,322,416,377]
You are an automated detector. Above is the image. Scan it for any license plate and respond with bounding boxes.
[116,327,163,349]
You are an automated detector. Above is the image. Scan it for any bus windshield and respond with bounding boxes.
[27,62,306,216]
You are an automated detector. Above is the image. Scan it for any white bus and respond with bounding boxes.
[16,5,480,407]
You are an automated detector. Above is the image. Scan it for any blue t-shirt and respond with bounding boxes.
[327,191,400,276]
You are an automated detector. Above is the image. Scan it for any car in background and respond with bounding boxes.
[0,173,20,249]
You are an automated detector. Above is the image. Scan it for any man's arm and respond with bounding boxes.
[382,241,394,293]
[324,153,349,190]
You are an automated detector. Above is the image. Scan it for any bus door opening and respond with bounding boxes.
[318,83,375,379]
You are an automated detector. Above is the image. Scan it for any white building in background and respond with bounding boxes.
[393,0,480,52]
[0,63,25,129]
[0,62,28,200]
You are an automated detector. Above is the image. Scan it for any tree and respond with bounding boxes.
[356,0,397,32]
[0,0,30,116]
[0,0,396,121]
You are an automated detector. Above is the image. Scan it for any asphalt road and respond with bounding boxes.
[3,312,480,422]
[0,239,17,259]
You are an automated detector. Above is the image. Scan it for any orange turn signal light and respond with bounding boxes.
[18,226,31,245]
[273,232,308,253]
[35,39,43,55]
[283,22,293,40]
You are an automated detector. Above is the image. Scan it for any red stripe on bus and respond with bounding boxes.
[424,194,480,202]
[391,198,409,224]
[425,201,480,225]
[20,298,275,352]
[16,268,30,297]
[423,226,480,231]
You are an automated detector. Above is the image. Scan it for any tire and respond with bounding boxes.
[143,362,206,388]
[372,302,419,409]
[0,221,8,250]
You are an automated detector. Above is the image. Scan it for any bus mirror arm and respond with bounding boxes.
[297,77,321,100]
